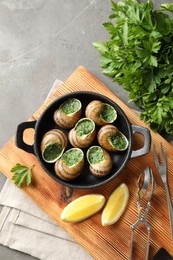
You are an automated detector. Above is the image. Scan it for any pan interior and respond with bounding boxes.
[35,92,132,188]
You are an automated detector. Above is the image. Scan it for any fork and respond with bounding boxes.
[153,143,173,241]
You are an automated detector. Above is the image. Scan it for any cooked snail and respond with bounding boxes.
[98,125,128,152]
[97,125,118,152]
[54,98,82,128]
[108,130,129,151]
[54,148,84,181]
[41,129,68,163]
[85,100,117,125]
[87,146,112,177]
[68,118,96,148]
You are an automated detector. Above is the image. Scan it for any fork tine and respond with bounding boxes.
[153,144,160,170]
[160,142,167,169]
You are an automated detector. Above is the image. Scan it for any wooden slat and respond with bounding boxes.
[0,66,173,259]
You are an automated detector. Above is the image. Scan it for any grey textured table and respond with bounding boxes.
[0,0,171,259]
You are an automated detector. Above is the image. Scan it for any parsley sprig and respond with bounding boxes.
[93,0,173,136]
[11,163,34,188]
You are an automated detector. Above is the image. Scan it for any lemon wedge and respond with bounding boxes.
[61,194,105,223]
[101,183,129,226]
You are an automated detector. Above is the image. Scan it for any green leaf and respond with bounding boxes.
[100,55,112,67]
[165,119,173,135]
[135,48,150,60]
[144,38,161,54]
[160,4,173,14]
[149,55,158,67]
[102,64,117,77]
[111,0,125,13]
[123,20,128,45]
[11,163,34,188]
[103,22,116,35]
[92,42,108,54]
[154,12,173,35]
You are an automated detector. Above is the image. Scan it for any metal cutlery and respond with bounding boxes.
[130,167,156,260]
[153,143,173,241]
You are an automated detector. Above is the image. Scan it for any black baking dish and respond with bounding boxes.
[16,91,151,189]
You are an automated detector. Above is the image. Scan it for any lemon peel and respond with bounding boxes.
[101,183,129,226]
[61,194,105,223]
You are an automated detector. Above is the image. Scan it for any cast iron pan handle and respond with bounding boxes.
[15,121,36,155]
[130,125,151,159]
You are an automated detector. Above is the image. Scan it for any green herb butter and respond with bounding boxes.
[75,119,94,136]
[60,98,81,114]
[88,146,104,164]
[100,104,116,123]
[43,142,62,162]
[62,148,83,166]
[109,132,128,151]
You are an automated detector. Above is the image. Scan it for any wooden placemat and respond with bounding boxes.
[0,66,173,259]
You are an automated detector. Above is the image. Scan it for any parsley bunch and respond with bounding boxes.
[93,0,173,136]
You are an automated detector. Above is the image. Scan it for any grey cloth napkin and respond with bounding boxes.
[0,181,92,260]
[0,80,92,260]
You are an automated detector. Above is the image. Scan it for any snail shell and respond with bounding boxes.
[97,125,118,152]
[85,100,117,125]
[68,118,96,148]
[108,130,129,151]
[54,98,82,129]
[54,148,84,181]
[41,129,68,163]
[87,146,112,177]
